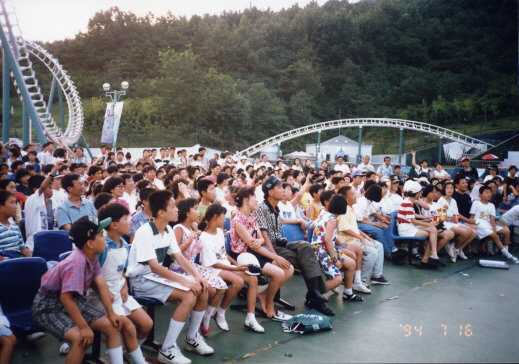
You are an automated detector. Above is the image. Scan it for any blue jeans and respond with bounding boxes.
[357,223,395,257]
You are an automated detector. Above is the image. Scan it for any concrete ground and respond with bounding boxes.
[10,245,519,364]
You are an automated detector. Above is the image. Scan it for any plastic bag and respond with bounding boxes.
[282,309,332,334]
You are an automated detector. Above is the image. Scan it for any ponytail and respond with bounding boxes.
[199,203,227,231]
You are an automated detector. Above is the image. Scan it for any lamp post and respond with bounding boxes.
[103,81,129,150]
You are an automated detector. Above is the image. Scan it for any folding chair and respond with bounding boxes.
[32,230,73,262]
[0,257,47,335]
[223,217,231,231]
[389,212,427,266]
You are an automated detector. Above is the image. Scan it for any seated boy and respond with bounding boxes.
[32,216,143,364]
[0,190,31,260]
[470,186,517,263]
[92,203,153,351]
[126,190,213,364]
[0,305,16,364]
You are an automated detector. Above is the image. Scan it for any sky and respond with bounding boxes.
[10,0,359,43]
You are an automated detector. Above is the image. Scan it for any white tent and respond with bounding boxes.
[283,151,316,160]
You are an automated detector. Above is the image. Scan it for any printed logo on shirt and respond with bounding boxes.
[117,264,124,272]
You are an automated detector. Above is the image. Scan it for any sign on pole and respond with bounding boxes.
[100,101,124,144]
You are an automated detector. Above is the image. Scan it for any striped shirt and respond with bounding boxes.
[397,198,415,224]
[0,221,26,255]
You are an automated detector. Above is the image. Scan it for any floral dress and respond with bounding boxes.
[310,212,346,279]
[170,224,227,290]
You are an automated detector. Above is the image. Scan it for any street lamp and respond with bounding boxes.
[103,81,129,149]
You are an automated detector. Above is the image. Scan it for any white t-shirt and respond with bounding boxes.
[126,223,180,278]
[334,163,351,174]
[470,200,496,239]
[387,192,403,213]
[120,191,137,216]
[148,178,165,190]
[379,194,394,214]
[353,196,376,221]
[199,229,231,276]
[502,205,519,225]
[432,169,449,178]
[278,201,296,219]
[437,196,459,218]
[222,202,237,218]
[24,191,48,251]
[215,186,226,204]
[356,163,375,173]
[259,162,273,169]
[50,188,67,220]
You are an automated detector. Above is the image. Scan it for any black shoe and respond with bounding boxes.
[309,289,329,303]
[308,300,335,316]
[429,258,446,267]
[419,261,438,269]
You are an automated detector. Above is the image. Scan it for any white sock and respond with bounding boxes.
[106,346,123,364]
[246,312,256,321]
[137,338,145,346]
[501,248,512,258]
[354,270,361,285]
[128,347,147,364]
[162,319,185,351]
[412,247,418,254]
[187,310,204,340]
[504,246,509,252]
[203,305,216,329]
[216,306,226,316]
[344,288,353,295]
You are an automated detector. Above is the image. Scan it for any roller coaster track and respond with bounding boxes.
[238,118,494,157]
[0,0,83,145]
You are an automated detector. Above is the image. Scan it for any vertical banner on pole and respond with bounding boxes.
[100,102,124,144]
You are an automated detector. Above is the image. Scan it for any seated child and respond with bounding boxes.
[199,204,264,334]
[0,190,31,261]
[127,190,213,364]
[471,186,517,263]
[311,194,363,302]
[172,199,227,330]
[396,181,443,269]
[32,216,139,364]
[89,203,153,355]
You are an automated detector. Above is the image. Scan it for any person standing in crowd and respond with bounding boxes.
[356,155,375,173]
[411,150,431,179]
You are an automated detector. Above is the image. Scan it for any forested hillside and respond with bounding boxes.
[33,0,516,150]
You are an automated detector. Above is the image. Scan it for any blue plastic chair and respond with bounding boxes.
[59,251,73,261]
[32,230,73,262]
[389,212,427,265]
[223,217,231,231]
[19,218,55,242]
[0,257,47,334]
[281,224,305,242]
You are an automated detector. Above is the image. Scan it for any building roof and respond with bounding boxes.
[305,134,373,147]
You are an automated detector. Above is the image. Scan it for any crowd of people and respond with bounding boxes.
[0,141,518,364]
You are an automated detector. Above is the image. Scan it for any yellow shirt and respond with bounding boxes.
[337,205,360,245]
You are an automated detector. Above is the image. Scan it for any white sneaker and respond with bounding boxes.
[457,250,468,260]
[244,317,265,333]
[158,344,192,364]
[352,282,371,293]
[59,342,70,354]
[445,243,456,262]
[184,333,214,355]
[214,312,229,331]
[26,332,45,341]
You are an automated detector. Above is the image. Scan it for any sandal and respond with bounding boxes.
[412,253,422,260]
[342,293,364,301]
[465,251,475,259]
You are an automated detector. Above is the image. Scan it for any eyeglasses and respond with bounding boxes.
[116,184,125,188]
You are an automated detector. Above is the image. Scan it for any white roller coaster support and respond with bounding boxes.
[0,0,84,145]
[238,119,494,157]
